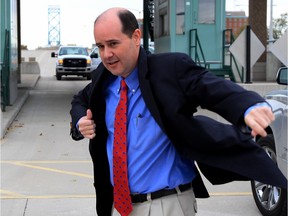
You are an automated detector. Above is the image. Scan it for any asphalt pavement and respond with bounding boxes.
[0,48,267,216]
[0,74,263,216]
[1,75,97,216]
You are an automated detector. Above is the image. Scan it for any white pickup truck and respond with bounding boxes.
[51,45,95,80]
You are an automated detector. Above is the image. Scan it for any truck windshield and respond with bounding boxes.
[59,47,88,56]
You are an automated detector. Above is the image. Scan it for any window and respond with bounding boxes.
[159,7,169,36]
[176,0,185,34]
[160,12,169,36]
[198,0,215,24]
[155,0,169,38]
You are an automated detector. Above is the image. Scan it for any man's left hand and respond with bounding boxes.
[244,106,275,137]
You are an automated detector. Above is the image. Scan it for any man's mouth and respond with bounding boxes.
[107,60,119,66]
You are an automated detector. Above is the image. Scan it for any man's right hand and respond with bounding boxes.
[78,109,96,139]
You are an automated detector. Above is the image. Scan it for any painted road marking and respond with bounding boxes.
[1,192,252,199]
[1,160,91,164]
[1,160,252,199]
[1,160,93,178]
[1,194,96,199]
[0,189,26,198]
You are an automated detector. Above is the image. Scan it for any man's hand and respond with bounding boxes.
[244,106,275,137]
[78,109,96,139]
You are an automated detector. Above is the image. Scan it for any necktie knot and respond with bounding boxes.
[121,79,127,91]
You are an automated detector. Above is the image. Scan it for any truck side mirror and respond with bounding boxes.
[90,53,98,58]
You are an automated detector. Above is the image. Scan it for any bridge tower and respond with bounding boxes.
[48,6,61,46]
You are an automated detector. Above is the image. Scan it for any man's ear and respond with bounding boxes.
[133,29,142,45]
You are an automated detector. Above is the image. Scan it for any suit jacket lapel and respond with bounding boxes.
[89,64,112,123]
[137,48,166,132]
[90,49,165,133]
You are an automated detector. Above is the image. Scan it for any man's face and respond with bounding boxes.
[94,15,141,78]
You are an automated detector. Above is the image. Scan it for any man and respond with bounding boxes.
[70,8,287,216]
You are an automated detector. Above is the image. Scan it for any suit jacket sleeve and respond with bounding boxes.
[174,55,265,126]
[70,82,92,140]
[143,52,287,189]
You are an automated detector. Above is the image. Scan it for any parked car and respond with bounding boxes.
[51,46,92,80]
[251,67,287,216]
[90,47,102,71]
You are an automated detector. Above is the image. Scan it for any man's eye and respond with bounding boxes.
[109,42,117,47]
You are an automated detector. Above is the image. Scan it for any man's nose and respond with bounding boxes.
[103,48,113,59]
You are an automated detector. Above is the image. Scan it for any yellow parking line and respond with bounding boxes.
[1,192,253,199]
[1,160,91,164]
[0,189,25,198]
[210,192,252,196]
[3,161,93,179]
[1,194,96,199]
[1,161,253,198]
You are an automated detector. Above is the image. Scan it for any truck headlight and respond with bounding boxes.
[87,59,91,65]
[58,59,63,65]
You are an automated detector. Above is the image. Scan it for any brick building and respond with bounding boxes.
[225,11,249,43]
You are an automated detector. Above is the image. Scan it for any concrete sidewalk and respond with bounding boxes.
[1,74,40,139]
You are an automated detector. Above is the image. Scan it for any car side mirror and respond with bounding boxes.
[276,67,288,85]
[90,53,98,58]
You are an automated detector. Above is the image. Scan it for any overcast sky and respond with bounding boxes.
[20,0,287,50]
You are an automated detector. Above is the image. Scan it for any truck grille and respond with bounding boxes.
[63,58,87,67]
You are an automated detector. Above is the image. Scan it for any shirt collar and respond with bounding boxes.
[117,68,139,95]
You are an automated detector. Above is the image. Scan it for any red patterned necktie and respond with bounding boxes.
[113,79,133,216]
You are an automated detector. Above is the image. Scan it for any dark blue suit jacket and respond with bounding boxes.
[70,48,287,216]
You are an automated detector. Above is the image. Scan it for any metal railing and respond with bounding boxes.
[223,29,244,82]
[189,28,237,82]
[189,29,207,67]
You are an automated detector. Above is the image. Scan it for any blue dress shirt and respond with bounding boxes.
[104,68,196,194]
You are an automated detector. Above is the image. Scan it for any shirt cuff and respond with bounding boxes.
[244,102,271,117]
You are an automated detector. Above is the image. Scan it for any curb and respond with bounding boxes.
[1,74,40,139]
[1,90,30,139]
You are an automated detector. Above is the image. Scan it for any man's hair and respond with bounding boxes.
[95,8,139,38]
[118,10,139,38]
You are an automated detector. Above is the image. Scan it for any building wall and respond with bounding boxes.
[154,0,226,64]
[1,0,19,106]
[225,11,249,43]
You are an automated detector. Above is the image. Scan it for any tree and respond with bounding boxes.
[273,12,288,39]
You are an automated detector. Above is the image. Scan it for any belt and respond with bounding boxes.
[130,182,192,203]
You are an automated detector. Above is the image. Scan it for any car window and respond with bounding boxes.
[59,49,68,55]
[77,48,88,56]
[279,68,288,85]
[91,47,99,55]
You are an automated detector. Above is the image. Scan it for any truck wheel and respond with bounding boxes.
[56,74,62,80]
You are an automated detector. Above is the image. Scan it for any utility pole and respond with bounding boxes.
[268,0,274,47]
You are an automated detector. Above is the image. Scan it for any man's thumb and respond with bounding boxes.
[86,109,93,119]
